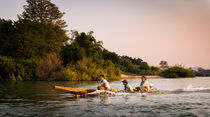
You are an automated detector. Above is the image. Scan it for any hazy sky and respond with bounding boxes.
[0,0,210,68]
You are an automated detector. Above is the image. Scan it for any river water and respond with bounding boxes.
[0,77,210,117]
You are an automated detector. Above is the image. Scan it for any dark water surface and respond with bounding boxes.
[0,77,210,117]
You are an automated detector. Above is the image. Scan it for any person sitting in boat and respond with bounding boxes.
[135,76,152,92]
[97,75,111,90]
[122,80,133,92]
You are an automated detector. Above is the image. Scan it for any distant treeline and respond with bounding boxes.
[193,68,210,76]
[102,50,161,75]
[160,66,195,78]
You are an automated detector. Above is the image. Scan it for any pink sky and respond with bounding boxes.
[0,0,210,68]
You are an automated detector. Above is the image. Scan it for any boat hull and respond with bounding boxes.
[55,85,167,96]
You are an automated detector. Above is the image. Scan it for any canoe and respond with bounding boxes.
[55,85,167,96]
[55,85,96,95]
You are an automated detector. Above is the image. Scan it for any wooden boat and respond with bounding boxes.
[55,85,167,96]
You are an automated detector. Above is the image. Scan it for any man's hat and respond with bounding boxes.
[122,80,128,83]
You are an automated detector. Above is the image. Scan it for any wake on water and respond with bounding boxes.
[87,90,130,96]
[87,84,210,96]
[166,84,210,94]
[87,90,150,96]
[87,90,167,96]
[183,84,210,92]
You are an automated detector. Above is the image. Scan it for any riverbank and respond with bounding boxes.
[121,74,161,79]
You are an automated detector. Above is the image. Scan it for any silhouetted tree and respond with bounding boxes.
[159,60,169,69]
[19,0,66,28]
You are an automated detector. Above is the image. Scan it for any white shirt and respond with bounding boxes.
[140,80,150,89]
[125,84,133,91]
[100,79,110,89]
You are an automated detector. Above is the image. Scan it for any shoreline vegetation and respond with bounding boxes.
[160,66,195,78]
[0,0,197,82]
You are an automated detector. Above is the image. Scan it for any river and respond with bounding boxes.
[0,77,210,117]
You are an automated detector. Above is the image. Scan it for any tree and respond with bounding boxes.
[102,49,120,65]
[139,62,150,70]
[133,58,143,65]
[19,0,66,28]
[71,31,104,64]
[60,42,86,65]
[0,19,16,56]
[159,60,169,69]
[0,19,69,59]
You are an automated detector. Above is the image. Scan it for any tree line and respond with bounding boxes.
[0,0,195,82]
[0,0,121,82]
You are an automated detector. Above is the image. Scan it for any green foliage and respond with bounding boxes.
[102,49,159,75]
[59,31,121,81]
[19,0,66,28]
[162,73,178,78]
[0,56,35,82]
[72,31,104,64]
[160,66,195,78]
[102,51,160,75]
[0,19,69,59]
[103,60,121,80]
[102,49,121,65]
[60,42,86,65]
[74,58,100,81]
[121,56,150,70]
[60,58,121,81]
[0,1,70,82]
[62,68,78,81]
[58,30,122,81]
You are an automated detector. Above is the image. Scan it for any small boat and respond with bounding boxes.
[55,85,167,96]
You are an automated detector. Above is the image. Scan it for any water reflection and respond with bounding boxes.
[99,95,110,104]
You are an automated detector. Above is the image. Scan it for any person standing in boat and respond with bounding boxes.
[122,80,134,92]
[135,76,152,92]
[97,75,111,90]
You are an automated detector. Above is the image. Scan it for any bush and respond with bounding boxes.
[70,58,105,81]
[63,68,78,81]
[161,73,178,78]
[160,66,195,78]
[103,60,121,80]
[59,58,121,81]
[0,56,35,82]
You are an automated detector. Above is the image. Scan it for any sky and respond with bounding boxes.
[0,0,210,68]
